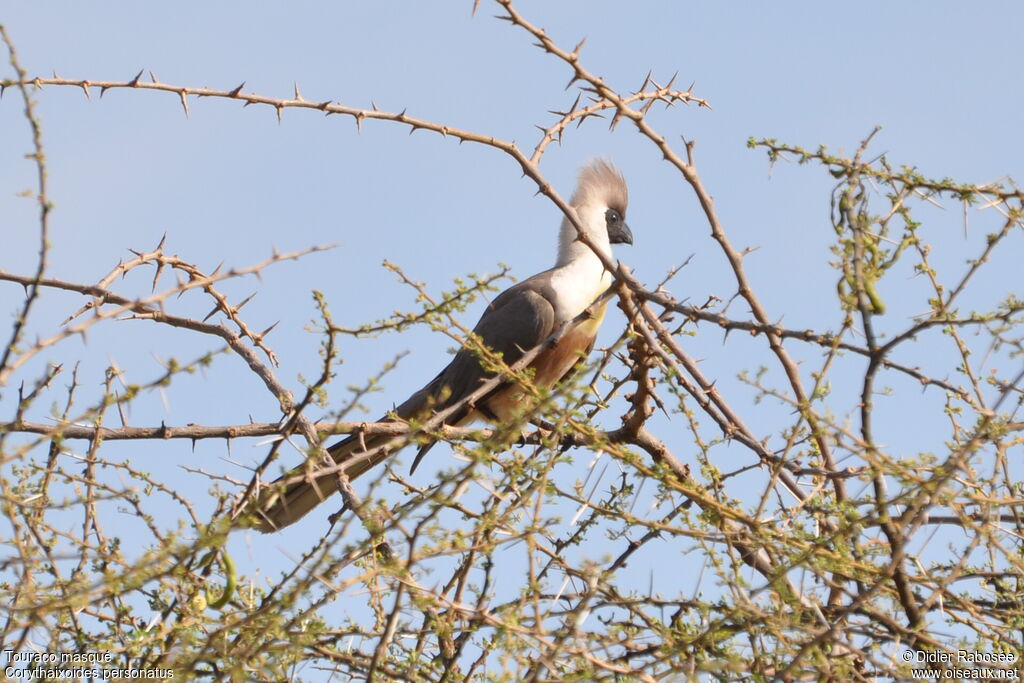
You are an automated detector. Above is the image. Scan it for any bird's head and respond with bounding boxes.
[558,159,632,265]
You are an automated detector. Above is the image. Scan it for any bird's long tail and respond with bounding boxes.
[244,378,448,533]
[247,426,399,533]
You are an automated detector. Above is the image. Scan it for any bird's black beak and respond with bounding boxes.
[610,221,633,245]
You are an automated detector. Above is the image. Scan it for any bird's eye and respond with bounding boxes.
[605,209,621,225]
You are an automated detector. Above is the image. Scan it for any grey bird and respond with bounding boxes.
[249,159,633,532]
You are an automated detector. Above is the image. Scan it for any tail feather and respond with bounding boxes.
[244,370,454,532]
[248,429,398,533]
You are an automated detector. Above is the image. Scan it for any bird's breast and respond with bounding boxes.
[548,257,613,323]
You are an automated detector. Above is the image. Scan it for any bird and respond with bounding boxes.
[248,159,633,532]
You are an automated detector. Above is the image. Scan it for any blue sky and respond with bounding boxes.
[2,0,1022,665]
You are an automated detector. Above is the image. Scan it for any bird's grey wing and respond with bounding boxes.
[405,277,557,472]
[433,277,557,415]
